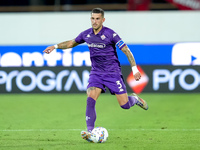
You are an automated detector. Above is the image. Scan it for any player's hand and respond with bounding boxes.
[43,46,55,54]
[134,72,141,81]
[132,66,141,81]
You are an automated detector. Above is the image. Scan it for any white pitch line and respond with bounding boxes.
[0,129,200,132]
[0,129,82,132]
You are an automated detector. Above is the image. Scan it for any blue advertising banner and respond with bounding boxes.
[0,43,199,67]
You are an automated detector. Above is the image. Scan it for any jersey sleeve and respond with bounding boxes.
[112,32,126,50]
[75,32,85,44]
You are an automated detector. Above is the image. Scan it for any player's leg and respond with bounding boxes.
[86,87,102,132]
[102,74,137,109]
[104,74,148,110]
[85,74,105,132]
[81,73,105,142]
[115,93,136,109]
[116,92,148,110]
[81,87,102,142]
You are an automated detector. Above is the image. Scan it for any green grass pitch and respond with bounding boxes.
[0,93,200,150]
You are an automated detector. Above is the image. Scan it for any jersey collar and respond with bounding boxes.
[91,26,105,35]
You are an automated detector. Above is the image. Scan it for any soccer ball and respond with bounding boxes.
[90,127,108,143]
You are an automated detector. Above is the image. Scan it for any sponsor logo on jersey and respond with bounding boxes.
[87,34,90,38]
[126,66,149,94]
[87,43,106,48]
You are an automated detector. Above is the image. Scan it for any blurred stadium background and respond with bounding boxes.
[0,0,200,149]
[1,0,200,11]
[0,0,200,94]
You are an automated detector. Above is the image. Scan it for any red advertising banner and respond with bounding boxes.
[165,0,200,10]
[128,0,151,10]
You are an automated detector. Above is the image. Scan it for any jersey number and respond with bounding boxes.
[116,80,124,92]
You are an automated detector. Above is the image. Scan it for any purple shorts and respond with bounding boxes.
[87,73,127,95]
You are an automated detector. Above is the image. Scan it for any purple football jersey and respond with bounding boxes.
[75,26,126,75]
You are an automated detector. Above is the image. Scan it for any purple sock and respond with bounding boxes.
[86,97,96,132]
[121,101,131,109]
[121,96,137,109]
[128,96,137,107]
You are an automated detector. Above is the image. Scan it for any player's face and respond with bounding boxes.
[91,13,105,31]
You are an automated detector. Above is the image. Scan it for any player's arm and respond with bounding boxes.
[121,45,141,81]
[43,39,79,54]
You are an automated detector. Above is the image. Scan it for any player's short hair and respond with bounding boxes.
[91,8,104,17]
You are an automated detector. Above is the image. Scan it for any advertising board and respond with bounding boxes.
[1,66,199,93]
[1,42,199,67]
[122,66,200,93]
[0,67,90,93]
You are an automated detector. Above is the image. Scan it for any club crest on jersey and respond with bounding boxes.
[101,35,106,40]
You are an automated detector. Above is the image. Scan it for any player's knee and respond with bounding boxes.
[86,87,101,100]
